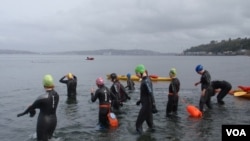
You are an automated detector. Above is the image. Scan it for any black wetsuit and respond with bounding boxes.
[17,89,59,141]
[91,85,115,128]
[125,78,135,91]
[211,80,232,104]
[166,77,180,115]
[136,76,154,133]
[59,75,77,98]
[110,81,130,110]
[199,70,213,112]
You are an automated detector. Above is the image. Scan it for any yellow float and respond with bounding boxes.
[106,74,171,81]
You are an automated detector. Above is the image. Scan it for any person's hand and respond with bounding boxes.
[136,100,141,106]
[152,105,158,114]
[29,110,36,117]
[195,82,200,86]
[17,113,24,117]
[201,91,205,96]
[120,102,123,107]
[91,88,95,94]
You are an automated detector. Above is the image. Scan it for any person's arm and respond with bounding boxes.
[91,88,98,102]
[145,80,153,95]
[120,84,130,100]
[195,81,200,86]
[201,88,206,96]
[73,75,77,81]
[113,83,121,99]
[17,101,38,117]
[59,76,67,83]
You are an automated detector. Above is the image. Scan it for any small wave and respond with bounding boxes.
[28,133,63,141]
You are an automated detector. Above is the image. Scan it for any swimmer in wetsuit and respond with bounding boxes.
[211,80,232,105]
[91,77,116,128]
[166,68,180,116]
[125,73,135,91]
[194,64,213,112]
[135,64,157,134]
[110,73,131,111]
[59,73,77,98]
[17,74,59,141]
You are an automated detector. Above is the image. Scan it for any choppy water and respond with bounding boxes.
[0,55,250,141]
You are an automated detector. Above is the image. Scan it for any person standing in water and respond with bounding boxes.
[211,80,232,105]
[59,73,77,98]
[110,73,131,111]
[166,68,180,116]
[91,77,116,128]
[135,64,157,134]
[17,74,59,141]
[125,73,135,91]
[194,64,213,112]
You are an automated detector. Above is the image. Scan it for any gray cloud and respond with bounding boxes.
[0,0,250,53]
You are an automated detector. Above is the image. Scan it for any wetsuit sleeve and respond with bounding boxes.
[91,90,99,102]
[201,71,211,90]
[17,99,40,117]
[114,83,119,94]
[120,84,130,99]
[145,80,153,95]
[59,76,67,84]
[113,83,121,99]
[73,75,77,81]
[108,89,117,100]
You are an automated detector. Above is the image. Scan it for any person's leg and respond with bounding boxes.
[199,95,205,112]
[37,117,48,141]
[205,88,213,109]
[136,107,147,134]
[166,95,173,116]
[217,84,232,104]
[173,95,179,114]
[99,108,109,128]
[47,116,57,139]
[146,113,154,130]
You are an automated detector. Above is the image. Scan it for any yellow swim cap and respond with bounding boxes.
[67,73,73,79]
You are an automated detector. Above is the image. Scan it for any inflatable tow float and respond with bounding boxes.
[186,105,202,118]
[107,112,118,128]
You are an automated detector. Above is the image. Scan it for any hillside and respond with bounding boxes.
[183,37,250,55]
[0,49,38,54]
[0,49,176,56]
[53,49,176,56]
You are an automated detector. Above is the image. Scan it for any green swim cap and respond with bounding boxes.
[135,64,145,73]
[169,68,177,76]
[43,74,54,87]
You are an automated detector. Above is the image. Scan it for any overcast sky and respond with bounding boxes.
[0,0,249,53]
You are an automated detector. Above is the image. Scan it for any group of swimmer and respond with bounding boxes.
[16,63,233,140]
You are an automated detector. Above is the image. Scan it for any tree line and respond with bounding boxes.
[183,37,250,55]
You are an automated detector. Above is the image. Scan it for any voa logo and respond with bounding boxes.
[226,129,246,136]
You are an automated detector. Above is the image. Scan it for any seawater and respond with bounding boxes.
[0,55,250,141]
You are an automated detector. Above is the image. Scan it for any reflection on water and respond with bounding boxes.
[66,97,78,105]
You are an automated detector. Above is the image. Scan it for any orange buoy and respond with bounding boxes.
[107,112,118,128]
[186,105,202,118]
